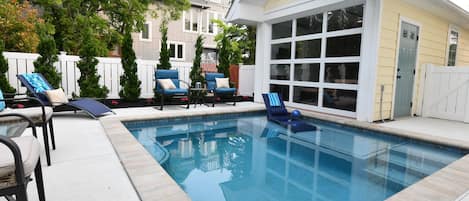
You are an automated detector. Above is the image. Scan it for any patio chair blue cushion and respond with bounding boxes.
[214,88,236,94]
[161,88,188,95]
[155,70,180,92]
[0,90,5,111]
[205,73,225,91]
[22,73,51,93]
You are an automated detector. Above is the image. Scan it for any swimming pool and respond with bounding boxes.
[125,113,467,201]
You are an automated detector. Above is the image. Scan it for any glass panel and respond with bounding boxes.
[294,63,320,82]
[177,45,183,59]
[271,43,291,60]
[141,24,149,39]
[327,5,364,32]
[185,11,191,31]
[296,39,321,58]
[293,86,318,106]
[272,21,292,39]
[326,34,361,57]
[192,11,199,31]
[323,89,357,112]
[270,84,289,101]
[448,30,458,66]
[270,64,290,80]
[169,44,176,58]
[296,14,323,36]
[209,13,216,33]
[202,12,208,33]
[324,63,359,84]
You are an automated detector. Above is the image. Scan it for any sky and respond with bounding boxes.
[450,0,469,12]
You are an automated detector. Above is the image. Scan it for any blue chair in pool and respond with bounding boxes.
[262,93,317,133]
[205,73,237,107]
[17,73,114,119]
[155,70,190,110]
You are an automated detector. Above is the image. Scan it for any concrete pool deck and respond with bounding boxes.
[4,102,469,201]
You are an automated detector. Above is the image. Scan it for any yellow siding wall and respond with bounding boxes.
[373,0,469,121]
[264,0,292,12]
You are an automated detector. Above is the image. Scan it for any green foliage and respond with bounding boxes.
[34,24,62,88]
[190,35,205,87]
[243,26,256,65]
[76,28,109,98]
[119,31,141,102]
[0,40,16,94]
[151,0,191,22]
[157,22,171,70]
[0,0,43,52]
[213,20,254,76]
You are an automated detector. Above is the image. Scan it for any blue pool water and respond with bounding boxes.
[125,113,467,201]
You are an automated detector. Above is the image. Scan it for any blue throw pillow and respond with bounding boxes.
[0,90,5,112]
[268,93,281,107]
[23,73,52,93]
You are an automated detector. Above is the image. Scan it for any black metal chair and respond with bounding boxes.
[0,113,46,201]
[0,94,54,166]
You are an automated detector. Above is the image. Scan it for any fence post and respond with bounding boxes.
[421,64,434,117]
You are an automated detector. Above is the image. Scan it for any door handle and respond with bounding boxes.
[397,75,402,79]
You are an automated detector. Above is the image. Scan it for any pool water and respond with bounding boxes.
[125,114,466,201]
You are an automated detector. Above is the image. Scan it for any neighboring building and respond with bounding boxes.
[227,0,469,122]
[132,0,231,68]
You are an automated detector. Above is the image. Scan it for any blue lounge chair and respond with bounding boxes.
[17,73,114,119]
[205,73,237,107]
[262,93,317,133]
[155,70,190,110]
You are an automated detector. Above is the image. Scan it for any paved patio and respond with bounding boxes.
[381,117,469,145]
[1,102,262,201]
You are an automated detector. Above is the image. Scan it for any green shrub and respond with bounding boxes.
[190,35,205,87]
[157,22,171,70]
[119,31,141,102]
[34,34,61,88]
[0,40,16,94]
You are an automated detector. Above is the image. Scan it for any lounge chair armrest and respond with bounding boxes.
[0,135,26,185]
[178,80,191,89]
[0,97,48,122]
[0,113,36,128]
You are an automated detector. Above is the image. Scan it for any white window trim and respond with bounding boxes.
[204,11,220,35]
[167,41,185,61]
[446,25,459,66]
[139,21,152,42]
[268,4,366,117]
[183,10,200,33]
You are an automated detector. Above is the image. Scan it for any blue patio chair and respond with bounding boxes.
[17,73,114,119]
[262,93,317,133]
[155,70,190,110]
[205,73,237,107]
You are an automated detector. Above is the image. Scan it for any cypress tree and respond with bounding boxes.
[190,35,205,87]
[157,22,171,70]
[0,40,16,94]
[119,31,141,102]
[34,34,61,88]
[217,36,231,78]
[76,28,109,98]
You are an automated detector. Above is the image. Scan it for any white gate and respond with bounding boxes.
[421,64,469,122]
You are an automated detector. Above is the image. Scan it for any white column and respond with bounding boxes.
[254,22,271,103]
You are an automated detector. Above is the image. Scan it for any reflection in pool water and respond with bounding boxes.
[126,115,466,201]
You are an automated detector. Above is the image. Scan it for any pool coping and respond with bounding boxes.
[100,106,469,201]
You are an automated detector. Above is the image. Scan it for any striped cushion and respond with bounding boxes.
[268,93,281,107]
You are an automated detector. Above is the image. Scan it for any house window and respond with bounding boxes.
[201,12,219,34]
[140,22,151,41]
[269,4,364,115]
[184,10,199,32]
[447,28,459,66]
[168,42,184,60]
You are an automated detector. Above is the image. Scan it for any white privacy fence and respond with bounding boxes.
[3,52,254,99]
[421,64,469,122]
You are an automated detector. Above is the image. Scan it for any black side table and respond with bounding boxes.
[190,88,207,108]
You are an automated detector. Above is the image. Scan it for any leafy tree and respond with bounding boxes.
[0,40,16,94]
[0,0,43,52]
[213,20,251,77]
[157,22,171,70]
[190,35,205,87]
[76,27,109,98]
[34,24,62,88]
[119,31,141,102]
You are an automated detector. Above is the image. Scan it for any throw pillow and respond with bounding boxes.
[45,88,69,106]
[0,90,5,111]
[158,79,177,90]
[215,78,230,88]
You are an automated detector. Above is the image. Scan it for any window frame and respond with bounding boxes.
[183,10,200,33]
[446,25,459,66]
[167,41,185,61]
[269,4,364,116]
[205,11,220,35]
[139,21,152,42]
